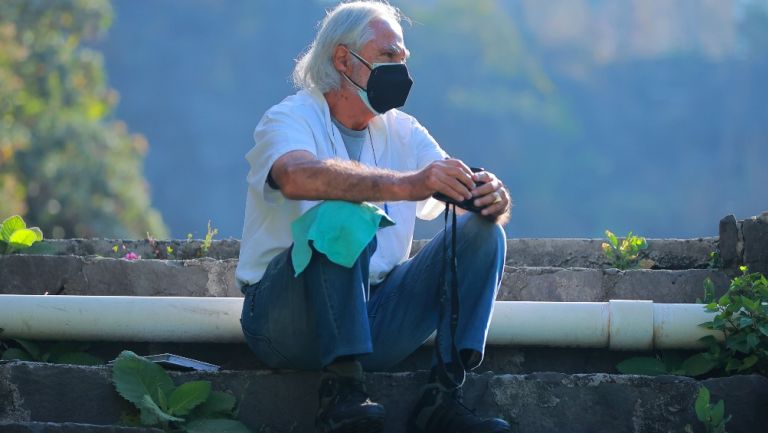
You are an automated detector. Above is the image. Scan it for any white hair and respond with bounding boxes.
[292,1,406,92]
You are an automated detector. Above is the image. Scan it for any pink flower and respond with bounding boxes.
[123,252,141,260]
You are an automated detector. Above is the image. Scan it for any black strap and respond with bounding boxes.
[435,203,465,389]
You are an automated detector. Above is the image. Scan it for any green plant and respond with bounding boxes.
[616,351,715,377]
[618,268,768,377]
[708,251,722,269]
[696,266,768,376]
[0,1,169,238]
[0,338,103,365]
[0,215,43,254]
[111,351,250,433]
[200,220,218,256]
[601,230,648,270]
[694,386,730,433]
[696,277,717,304]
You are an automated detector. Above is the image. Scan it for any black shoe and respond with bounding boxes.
[407,382,512,433]
[315,372,385,433]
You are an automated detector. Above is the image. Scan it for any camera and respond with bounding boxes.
[432,167,486,213]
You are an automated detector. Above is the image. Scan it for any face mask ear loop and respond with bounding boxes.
[347,48,373,70]
[342,72,366,92]
[341,48,370,92]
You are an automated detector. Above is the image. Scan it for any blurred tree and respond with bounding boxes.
[0,0,168,238]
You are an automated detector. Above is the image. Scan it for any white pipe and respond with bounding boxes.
[0,295,722,349]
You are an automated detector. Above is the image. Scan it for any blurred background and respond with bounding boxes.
[1,0,766,241]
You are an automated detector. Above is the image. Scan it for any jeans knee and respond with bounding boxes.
[457,213,506,256]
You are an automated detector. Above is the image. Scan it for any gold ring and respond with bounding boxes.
[492,194,503,204]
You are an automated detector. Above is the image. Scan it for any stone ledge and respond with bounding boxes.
[23,237,717,269]
[0,341,702,375]
[0,255,729,303]
[0,422,162,433]
[1,362,766,433]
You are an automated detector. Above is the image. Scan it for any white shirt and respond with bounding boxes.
[235,88,448,287]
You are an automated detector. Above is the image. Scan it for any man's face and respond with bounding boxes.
[347,17,410,91]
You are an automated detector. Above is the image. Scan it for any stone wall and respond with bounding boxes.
[718,211,768,276]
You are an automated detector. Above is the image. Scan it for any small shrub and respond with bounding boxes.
[697,267,768,376]
[200,220,218,256]
[0,338,103,365]
[708,251,722,269]
[618,268,768,377]
[601,230,648,270]
[111,351,250,433]
[693,386,730,433]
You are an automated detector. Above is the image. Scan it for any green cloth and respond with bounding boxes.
[291,200,395,276]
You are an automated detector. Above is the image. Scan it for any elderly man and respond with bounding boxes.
[236,2,512,433]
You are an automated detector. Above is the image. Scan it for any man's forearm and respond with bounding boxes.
[278,158,412,202]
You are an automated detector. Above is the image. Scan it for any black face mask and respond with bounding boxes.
[344,49,413,114]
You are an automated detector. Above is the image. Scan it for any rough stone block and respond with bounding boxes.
[719,214,741,269]
[499,267,605,301]
[604,269,730,303]
[0,256,240,297]
[3,362,767,433]
[0,422,162,433]
[497,267,730,303]
[742,213,768,276]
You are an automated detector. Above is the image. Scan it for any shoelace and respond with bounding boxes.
[447,387,477,416]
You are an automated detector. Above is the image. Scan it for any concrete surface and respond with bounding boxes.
[2,361,766,433]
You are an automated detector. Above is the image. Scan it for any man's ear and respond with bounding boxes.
[332,45,350,74]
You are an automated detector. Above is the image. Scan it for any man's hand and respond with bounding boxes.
[470,170,512,224]
[404,158,475,202]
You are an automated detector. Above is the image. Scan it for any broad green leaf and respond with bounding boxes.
[53,352,104,366]
[725,335,750,354]
[185,418,251,433]
[758,323,768,337]
[725,358,742,372]
[111,351,175,412]
[9,229,39,248]
[1,348,33,361]
[29,227,43,241]
[681,353,718,377]
[616,357,667,375]
[712,316,726,330]
[605,230,618,247]
[193,391,236,418]
[139,400,159,426]
[746,333,759,349]
[695,387,710,422]
[740,355,759,371]
[738,316,754,328]
[698,320,714,329]
[12,339,41,360]
[697,335,718,347]
[0,215,25,242]
[157,384,169,412]
[661,351,684,372]
[168,380,211,416]
[139,394,184,425]
[711,400,725,426]
[717,295,730,307]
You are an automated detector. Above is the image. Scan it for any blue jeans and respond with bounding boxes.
[240,212,506,371]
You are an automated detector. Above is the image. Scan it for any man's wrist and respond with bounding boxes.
[390,174,412,201]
